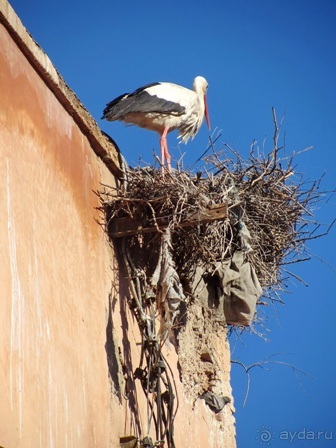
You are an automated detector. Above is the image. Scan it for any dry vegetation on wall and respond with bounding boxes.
[102,112,330,307]
[99,111,333,448]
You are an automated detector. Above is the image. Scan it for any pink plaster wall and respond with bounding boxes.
[0,22,121,447]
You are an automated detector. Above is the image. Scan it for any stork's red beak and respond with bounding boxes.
[204,95,210,130]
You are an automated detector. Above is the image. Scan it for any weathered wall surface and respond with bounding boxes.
[0,8,123,446]
[0,1,236,447]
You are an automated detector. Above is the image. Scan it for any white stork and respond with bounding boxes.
[102,76,210,173]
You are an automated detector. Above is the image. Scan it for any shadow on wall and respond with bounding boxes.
[105,291,122,403]
[105,267,143,437]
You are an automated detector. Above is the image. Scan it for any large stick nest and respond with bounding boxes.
[101,123,330,306]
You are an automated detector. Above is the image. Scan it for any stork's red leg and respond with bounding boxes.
[160,126,172,174]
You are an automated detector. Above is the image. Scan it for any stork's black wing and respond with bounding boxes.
[102,82,185,121]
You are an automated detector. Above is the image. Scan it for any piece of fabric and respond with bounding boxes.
[216,250,262,326]
[201,391,231,413]
[152,228,185,336]
[188,251,262,326]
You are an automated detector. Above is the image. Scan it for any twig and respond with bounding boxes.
[231,354,313,406]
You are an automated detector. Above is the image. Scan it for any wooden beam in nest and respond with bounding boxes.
[109,202,228,238]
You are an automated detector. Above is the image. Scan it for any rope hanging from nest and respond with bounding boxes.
[118,235,178,448]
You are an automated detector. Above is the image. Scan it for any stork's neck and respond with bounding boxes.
[192,85,205,120]
[192,76,207,113]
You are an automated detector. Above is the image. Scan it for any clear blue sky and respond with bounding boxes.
[10,0,336,446]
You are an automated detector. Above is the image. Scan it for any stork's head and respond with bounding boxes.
[193,76,210,130]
